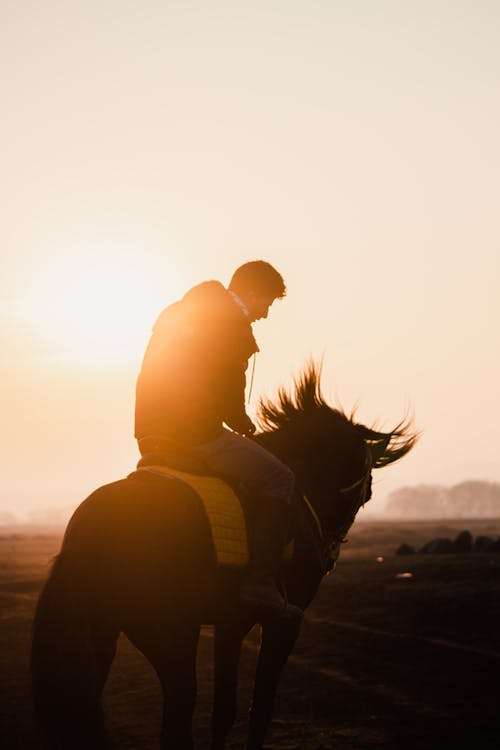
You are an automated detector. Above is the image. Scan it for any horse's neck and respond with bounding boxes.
[253,429,283,456]
[286,499,326,608]
[255,429,332,532]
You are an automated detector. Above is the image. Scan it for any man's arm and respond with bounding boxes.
[218,360,256,436]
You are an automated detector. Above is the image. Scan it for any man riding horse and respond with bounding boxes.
[135,260,302,622]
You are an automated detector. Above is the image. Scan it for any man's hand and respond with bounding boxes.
[242,417,256,437]
[225,412,257,436]
[231,415,256,437]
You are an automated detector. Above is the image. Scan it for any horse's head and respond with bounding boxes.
[255,362,417,542]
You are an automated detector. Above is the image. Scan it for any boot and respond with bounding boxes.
[240,499,303,623]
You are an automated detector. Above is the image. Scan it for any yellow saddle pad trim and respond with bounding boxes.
[138,465,250,566]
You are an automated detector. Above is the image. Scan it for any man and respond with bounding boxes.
[135,261,301,621]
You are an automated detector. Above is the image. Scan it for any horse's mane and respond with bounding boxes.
[257,362,417,469]
[257,362,346,430]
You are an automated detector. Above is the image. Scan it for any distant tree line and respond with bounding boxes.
[386,480,500,518]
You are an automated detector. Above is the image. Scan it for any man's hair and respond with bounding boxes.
[229,261,286,300]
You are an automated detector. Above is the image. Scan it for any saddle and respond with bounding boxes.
[136,448,293,568]
[137,447,250,566]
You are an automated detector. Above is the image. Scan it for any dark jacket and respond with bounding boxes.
[134,281,259,445]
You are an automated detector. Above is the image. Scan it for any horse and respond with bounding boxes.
[31,364,416,749]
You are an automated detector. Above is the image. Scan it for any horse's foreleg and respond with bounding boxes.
[211,620,249,750]
[158,623,200,750]
[89,613,119,693]
[247,618,302,750]
[132,620,200,750]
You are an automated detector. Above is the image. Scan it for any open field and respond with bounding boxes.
[1,519,500,749]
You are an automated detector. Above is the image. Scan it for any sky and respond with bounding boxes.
[1,0,499,523]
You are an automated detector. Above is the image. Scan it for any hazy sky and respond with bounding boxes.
[2,0,499,522]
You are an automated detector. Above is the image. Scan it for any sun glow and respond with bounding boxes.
[12,250,183,368]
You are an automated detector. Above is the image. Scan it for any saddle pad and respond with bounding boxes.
[138,465,249,567]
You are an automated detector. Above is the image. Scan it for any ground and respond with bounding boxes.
[1,519,499,749]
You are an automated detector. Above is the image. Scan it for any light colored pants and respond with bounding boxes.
[195,429,295,506]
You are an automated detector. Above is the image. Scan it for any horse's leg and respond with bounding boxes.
[211,619,250,750]
[129,620,200,750]
[89,615,119,692]
[159,622,200,750]
[247,618,302,750]
[31,561,114,750]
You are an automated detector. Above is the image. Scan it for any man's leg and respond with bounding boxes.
[195,429,294,502]
[196,430,302,621]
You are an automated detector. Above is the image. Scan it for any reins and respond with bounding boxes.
[339,456,372,501]
[247,353,256,405]
[301,493,323,538]
[300,449,373,575]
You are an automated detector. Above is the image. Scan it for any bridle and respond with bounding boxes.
[300,448,373,575]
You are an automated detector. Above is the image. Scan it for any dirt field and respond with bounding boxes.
[1,519,500,749]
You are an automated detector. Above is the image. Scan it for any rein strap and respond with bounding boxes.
[301,450,373,575]
[301,493,323,539]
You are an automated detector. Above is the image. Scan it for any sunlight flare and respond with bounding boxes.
[12,250,183,367]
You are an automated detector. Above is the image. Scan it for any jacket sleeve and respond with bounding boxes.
[218,358,255,434]
[206,315,258,434]
[181,283,258,434]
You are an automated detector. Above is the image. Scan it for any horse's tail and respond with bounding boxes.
[31,552,110,749]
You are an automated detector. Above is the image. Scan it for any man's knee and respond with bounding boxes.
[265,462,295,504]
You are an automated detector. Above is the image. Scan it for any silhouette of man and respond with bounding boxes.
[135,261,301,621]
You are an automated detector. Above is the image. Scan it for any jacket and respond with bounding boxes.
[134,280,259,445]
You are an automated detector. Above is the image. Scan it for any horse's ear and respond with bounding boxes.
[369,435,392,466]
[361,419,418,468]
[365,419,419,469]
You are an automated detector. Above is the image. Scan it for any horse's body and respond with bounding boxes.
[31,367,415,749]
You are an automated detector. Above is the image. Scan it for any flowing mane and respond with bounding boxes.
[257,362,417,469]
[257,362,345,430]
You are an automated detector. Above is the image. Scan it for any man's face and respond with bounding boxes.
[246,292,276,322]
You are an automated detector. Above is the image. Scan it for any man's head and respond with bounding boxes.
[229,261,286,322]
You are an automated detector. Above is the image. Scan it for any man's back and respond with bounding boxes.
[135,280,258,445]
